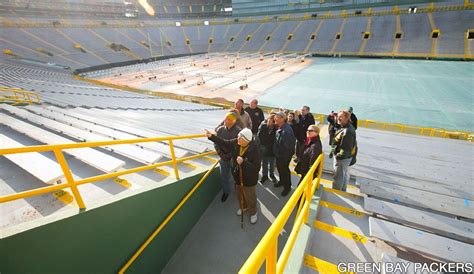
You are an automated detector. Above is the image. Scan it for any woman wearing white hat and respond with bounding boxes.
[205,128,261,224]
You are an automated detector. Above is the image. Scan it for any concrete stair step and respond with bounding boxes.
[321,186,367,214]
[316,206,370,236]
[305,222,397,273]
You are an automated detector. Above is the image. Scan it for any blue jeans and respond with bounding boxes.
[333,158,352,191]
[219,159,233,194]
[261,156,276,178]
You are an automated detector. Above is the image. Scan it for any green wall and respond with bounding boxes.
[0,169,220,273]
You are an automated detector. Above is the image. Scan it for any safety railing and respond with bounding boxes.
[359,119,474,142]
[240,153,324,274]
[0,87,41,105]
[0,134,216,208]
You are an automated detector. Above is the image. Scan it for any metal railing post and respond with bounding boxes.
[239,154,324,273]
[317,155,324,186]
[266,240,277,274]
[304,172,313,224]
[168,140,180,180]
[53,149,86,209]
[0,134,214,206]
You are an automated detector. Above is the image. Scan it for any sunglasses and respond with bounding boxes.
[307,130,316,132]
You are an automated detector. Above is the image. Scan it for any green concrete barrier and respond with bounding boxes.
[0,169,220,273]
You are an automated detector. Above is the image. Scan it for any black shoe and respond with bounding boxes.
[269,175,277,182]
[273,181,284,188]
[281,188,291,197]
[221,193,229,202]
[259,176,269,184]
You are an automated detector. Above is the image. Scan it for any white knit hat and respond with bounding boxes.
[238,128,253,142]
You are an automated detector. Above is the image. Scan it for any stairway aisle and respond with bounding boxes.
[292,185,397,274]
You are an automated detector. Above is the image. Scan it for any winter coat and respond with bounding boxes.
[273,123,296,160]
[208,135,261,187]
[289,121,305,142]
[257,120,276,157]
[214,124,241,161]
[350,113,358,130]
[245,106,265,134]
[298,113,315,135]
[294,136,322,177]
[239,109,253,130]
[327,115,340,136]
[332,123,356,160]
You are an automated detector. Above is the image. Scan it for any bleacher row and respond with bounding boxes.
[0,58,232,229]
[1,9,473,68]
[0,0,229,19]
[0,60,222,110]
[297,177,473,273]
[0,103,218,157]
[290,122,474,272]
[0,58,226,180]
[0,99,226,228]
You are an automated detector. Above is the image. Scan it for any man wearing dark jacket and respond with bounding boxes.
[273,111,296,196]
[205,128,261,224]
[288,112,305,159]
[245,99,265,135]
[296,106,315,161]
[331,110,357,191]
[215,112,242,202]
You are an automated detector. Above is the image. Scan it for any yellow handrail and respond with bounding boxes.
[0,132,221,272]
[359,119,473,141]
[0,87,41,105]
[239,154,324,274]
[119,160,219,273]
[0,133,216,207]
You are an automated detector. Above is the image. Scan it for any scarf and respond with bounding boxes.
[305,135,319,146]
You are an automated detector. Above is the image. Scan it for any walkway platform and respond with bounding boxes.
[164,127,473,273]
[163,177,298,274]
[1,104,472,272]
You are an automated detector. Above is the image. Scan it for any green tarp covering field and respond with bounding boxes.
[259,58,473,131]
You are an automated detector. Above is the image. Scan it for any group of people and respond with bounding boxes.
[204,98,358,225]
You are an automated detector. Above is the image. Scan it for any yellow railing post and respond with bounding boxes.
[1,87,40,105]
[240,154,324,274]
[26,93,32,104]
[0,134,213,206]
[304,172,313,224]
[266,240,277,274]
[53,149,86,209]
[317,155,324,183]
[168,140,180,180]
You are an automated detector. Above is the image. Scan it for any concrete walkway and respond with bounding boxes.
[163,175,300,274]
